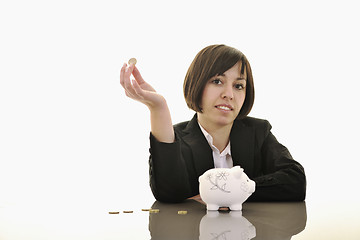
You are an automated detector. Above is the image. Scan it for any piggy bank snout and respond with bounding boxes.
[240,179,256,194]
[249,179,256,193]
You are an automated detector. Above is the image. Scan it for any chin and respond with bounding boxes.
[214,116,236,127]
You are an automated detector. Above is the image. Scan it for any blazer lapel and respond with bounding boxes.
[230,119,255,176]
[182,115,214,176]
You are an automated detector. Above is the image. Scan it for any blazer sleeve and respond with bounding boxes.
[149,133,193,203]
[248,120,306,201]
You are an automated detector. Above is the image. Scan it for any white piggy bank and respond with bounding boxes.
[199,166,256,211]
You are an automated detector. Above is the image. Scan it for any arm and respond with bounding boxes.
[120,63,174,143]
[149,133,193,202]
[120,63,191,202]
[249,121,306,201]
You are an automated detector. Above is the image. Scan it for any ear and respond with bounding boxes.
[232,166,244,179]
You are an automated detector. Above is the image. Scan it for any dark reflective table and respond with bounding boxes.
[2,198,359,239]
[149,200,306,240]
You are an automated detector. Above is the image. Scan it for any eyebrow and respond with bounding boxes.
[218,73,246,80]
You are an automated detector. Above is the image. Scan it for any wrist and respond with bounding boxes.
[147,96,168,112]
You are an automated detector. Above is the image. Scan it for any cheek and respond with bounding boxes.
[236,92,246,105]
[200,88,213,107]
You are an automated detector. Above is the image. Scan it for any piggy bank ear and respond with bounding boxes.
[232,166,244,179]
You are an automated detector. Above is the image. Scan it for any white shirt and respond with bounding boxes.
[198,122,233,168]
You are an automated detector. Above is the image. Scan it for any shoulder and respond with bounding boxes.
[174,121,190,136]
[234,116,272,139]
[173,114,199,136]
[173,120,190,131]
[237,116,271,129]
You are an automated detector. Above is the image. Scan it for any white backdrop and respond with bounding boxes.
[1,0,359,210]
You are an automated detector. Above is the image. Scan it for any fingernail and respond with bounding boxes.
[122,63,127,68]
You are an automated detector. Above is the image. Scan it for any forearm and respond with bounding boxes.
[148,98,175,143]
[249,166,306,201]
[149,134,192,202]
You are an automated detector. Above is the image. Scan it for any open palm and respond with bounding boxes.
[120,64,166,109]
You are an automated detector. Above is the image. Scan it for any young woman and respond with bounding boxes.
[120,44,306,203]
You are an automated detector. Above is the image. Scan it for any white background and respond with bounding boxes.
[1,0,359,212]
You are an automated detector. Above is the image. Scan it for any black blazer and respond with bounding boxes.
[149,114,306,203]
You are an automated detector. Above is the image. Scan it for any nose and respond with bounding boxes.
[221,84,234,100]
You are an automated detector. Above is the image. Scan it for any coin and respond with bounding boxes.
[149,209,159,213]
[108,212,120,214]
[219,207,230,211]
[141,209,151,211]
[123,210,134,213]
[177,210,187,215]
[128,58,137,65]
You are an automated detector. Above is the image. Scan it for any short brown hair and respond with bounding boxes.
[183,44,254,119]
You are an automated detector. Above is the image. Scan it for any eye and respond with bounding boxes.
[211,79,222,85]
[234,83,245,90]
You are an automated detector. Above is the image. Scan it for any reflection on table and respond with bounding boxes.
[0,199,306,239]
[149,200,307,240]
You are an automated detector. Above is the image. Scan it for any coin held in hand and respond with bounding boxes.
[128,58,137,65]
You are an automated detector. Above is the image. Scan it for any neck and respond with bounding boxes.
[197,115,233,152]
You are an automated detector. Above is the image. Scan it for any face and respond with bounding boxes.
[197,62,246,130]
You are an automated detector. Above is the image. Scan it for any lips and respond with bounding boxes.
[215,104,233,111]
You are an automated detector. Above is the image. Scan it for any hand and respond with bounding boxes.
[188,194,206,205]
[120,63,166,110]
[120,62,175,143]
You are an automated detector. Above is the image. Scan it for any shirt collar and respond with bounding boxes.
[198,121,231,156]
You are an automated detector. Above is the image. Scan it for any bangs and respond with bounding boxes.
[210,50,247,79]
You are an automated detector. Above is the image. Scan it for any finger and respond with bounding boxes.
[125,90,136,100]
[122,64,134,88]
[132,66,146,85]
[123,65,136,94]
[124,86,137,100]
[131,79,145,99]
[124,64,135,79]
[120,63,127,87]
[124,77,144,99]
[124,89,134,98]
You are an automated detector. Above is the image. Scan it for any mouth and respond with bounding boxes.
[215,105,233,111]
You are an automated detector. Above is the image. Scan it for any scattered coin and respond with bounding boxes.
[142,209,151,211]
[177,210,187,215]
[128,58,137,65]
[149,209,160,213]
[123,210,134,213]
[108,212,120,214]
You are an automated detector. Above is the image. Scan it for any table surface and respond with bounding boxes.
[1,198,359,240]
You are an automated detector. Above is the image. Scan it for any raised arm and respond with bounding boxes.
[120,63,174,143]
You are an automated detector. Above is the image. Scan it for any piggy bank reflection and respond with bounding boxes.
[199,166,255,211]
[199,211,256,240]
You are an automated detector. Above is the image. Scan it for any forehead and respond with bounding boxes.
[220,61,247,79]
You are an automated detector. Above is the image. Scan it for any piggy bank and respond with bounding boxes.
[199,166,256,211]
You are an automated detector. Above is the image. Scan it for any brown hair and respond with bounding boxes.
[183,44,255,119]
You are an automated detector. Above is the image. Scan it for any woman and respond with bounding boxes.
[120,44,306,203]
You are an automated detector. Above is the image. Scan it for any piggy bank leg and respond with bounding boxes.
[229,203,242,211]
[206,204,219,211]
